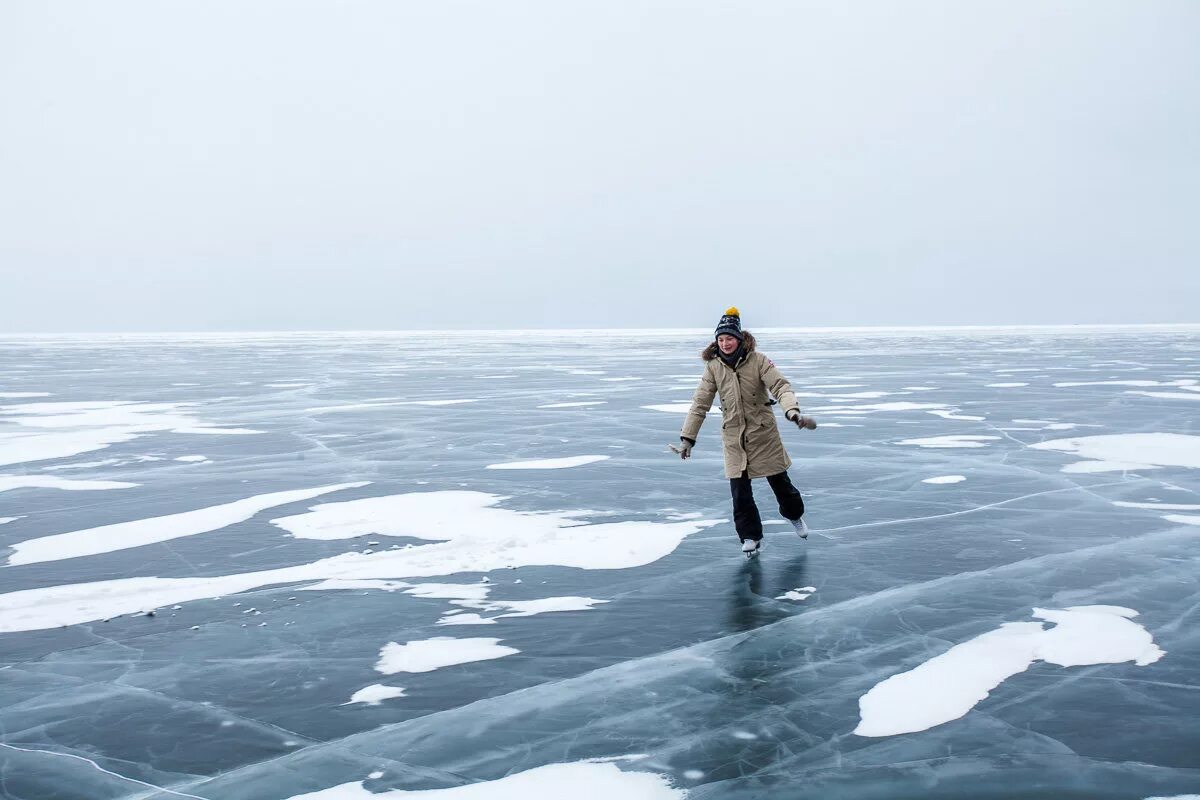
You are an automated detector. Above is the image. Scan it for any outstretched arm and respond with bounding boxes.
[759,354,799,416]
[761,355,817,429]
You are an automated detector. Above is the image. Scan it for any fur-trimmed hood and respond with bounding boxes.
[702,330,756,361]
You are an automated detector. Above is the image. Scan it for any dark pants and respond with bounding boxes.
[730,470,805,542]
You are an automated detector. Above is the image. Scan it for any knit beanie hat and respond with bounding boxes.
[714,306,744,341]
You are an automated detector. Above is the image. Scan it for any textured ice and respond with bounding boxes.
[2,327,1199,800]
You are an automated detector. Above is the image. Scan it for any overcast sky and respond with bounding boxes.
[1,1,1196,332]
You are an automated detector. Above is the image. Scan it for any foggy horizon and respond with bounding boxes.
[2,1,1197,332]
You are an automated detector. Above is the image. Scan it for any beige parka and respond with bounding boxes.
[680,332,801,479]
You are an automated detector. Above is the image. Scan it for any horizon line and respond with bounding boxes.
[2,322,1199,337]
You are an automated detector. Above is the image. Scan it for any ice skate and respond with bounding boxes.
[790,517,809,539]
[741,538,762,558]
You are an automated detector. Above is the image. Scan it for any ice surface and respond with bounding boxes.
[2,327,1199,800]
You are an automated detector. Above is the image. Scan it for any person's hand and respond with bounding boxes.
[786,410,817,430]
[674,439,693,459]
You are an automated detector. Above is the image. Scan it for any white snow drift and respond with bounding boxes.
[1030,433,1200,473]
[855,606,1164,737]
[283,761,684,800]
[0,475,138,493]
[922,475,966,484]
[343,685,407,706]
[0,491,718,631]
[486,455,610,470]
[898,435,1000,449]
[5,483,369,566]
[375,637,518,674]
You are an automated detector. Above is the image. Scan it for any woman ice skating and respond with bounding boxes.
[676,307,817,558]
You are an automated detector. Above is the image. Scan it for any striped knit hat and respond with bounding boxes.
[714,306,743,341]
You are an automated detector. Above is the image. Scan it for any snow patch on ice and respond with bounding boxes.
[0,399,261,434]
[1062,460,1156,474]
[281,761,684,799]
[1127,390,1200,401]
[299,579,411,593]
[537,401,607,408]
[437,613,495,626]
[854,605,1164,737]
[922,475,966,484]
[1112,501,1200,511]
[6,482,369,566]
[1031,433,1200,471]
[642,404,721,415]
[375,637,518,674]
[986,383,1028,388]
[1055,380,1190,388]
[0,400,261,467]
[898,435,1000,449]
[0,475,138,492]
[0,392,51,398]
[174,455,209,462]
[927,410,986,422]
[486,455,610,470]
[343,685,407,706]
[0,428,143,468]
[776,586,816,601]
[438,596,608,624]
[809,402,948,414]
[0,492,717,631]
[406,399,479,406]
[403,583,494,601]
[1163,514,1200,526]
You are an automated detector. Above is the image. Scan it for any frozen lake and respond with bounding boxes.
[1,327,1198,800]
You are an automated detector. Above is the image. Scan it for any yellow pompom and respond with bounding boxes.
[725,306,740,317]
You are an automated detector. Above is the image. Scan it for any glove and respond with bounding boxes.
[676,438,693,459]
[786,410,817,430]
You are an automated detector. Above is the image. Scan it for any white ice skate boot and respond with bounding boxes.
[790,517,809,539]
[741,538,762,558]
